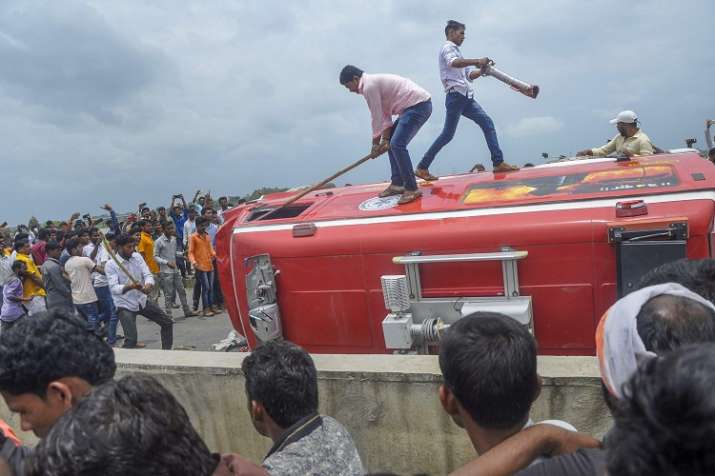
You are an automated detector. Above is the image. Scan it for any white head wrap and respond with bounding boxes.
[596,282,715,399]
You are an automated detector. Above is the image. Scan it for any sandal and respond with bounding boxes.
[493,162,519,172]
[397,189,423,205]
[415,168,438,181]
[378,185,405,198]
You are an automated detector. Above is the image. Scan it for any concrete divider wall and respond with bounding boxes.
[0,351,611,475]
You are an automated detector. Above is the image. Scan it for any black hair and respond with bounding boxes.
[26,374,216,476]
[88,227,99,235]
[137,220,149,228]
[115,234,134,247]
[203,206,214,214]
[140,207,150,213]
[195,216,209,227]
[607,344,715,476]
[105,231,116,241]
[637,259,715,304]
[635,294,715,353]
[161,221,175,230]
[11,260,25,272]
[37,228,50,241]
[219,196,228,202]
[708,147,715,158]
[77,228,89,237]
[445,19,465,37]
[13,240,28,252]
[157,206,166,212]
[64,238,80,253]
[439,313,538,429]
[45,240,61,252]
[0,308,115,397]
[242,341,319,428]
[339,65,364,85]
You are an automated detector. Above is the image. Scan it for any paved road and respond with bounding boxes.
[135,309,235,351]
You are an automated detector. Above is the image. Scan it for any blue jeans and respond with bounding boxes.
[75,302,100,332]
[419,92,503,169]
[388,99,432,191]
[195,270,214,310]
[95,286,119,344]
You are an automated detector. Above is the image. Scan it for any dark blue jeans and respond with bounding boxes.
[75,302,100,332]
[195,270,214,310]
[388,99,432,191]
[95,285,119,344]
[419,92,504,169]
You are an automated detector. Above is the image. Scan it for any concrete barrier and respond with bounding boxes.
[0,351,610,474]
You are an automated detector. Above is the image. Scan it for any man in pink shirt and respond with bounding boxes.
[340,65,432,205]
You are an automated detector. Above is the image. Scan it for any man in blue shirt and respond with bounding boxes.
[169,194,189,279]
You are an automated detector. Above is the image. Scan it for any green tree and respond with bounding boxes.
[242,186,289,202]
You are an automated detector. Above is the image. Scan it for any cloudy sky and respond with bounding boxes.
[1,0,713,224]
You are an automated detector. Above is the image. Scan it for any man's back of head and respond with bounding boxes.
[26,374,217,476]
[636,293,715,353]
[242,341,364,475]
[608,344,715,476]
[637,258,715,305]
[0,308,116,437]
[439,313,538,431]
[242,340,319,430]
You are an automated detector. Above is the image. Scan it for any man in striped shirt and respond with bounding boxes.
[419,20,518,179]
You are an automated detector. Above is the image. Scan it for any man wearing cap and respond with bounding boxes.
[577,110,654,158]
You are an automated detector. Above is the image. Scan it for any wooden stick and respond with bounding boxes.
[257,147,388,221]
[100,233,140,286]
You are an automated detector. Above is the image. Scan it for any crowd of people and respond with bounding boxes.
[1,15,714,476]
[0,257,714,475]
[0,191,235,349]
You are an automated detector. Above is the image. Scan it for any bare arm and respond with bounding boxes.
[449,424,601,476]
[451,57,492,69]
[468,70,483,80]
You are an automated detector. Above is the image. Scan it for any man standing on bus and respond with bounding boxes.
[340,65,432,205]
[417,20,519,181]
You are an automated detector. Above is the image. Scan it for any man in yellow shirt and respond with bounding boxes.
[136,220,160,302]
[13,240,46,315]
[577,110,654,158]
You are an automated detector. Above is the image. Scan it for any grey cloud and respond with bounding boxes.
[1,0,714,225]
[0,0,167,125]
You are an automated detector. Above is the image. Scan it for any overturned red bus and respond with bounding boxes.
[215,152,715,355]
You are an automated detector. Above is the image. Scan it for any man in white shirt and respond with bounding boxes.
[154,222,195,319]
[83,229,120,345]
[105,234,173,349]
[64,238,101,333]
[418,20,518,180]
[183,207,198,249]
[0,246,13,310]
[340,65,433,205]
[217,196,231,222]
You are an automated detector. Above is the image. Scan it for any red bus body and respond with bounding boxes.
[216,153,715,355]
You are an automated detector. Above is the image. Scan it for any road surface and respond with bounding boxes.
[135,309,235,351]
